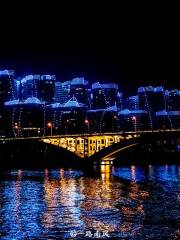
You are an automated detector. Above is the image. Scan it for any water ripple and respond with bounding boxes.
[0,165,179,239]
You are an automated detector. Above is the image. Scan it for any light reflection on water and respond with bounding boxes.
[0,165,179,239]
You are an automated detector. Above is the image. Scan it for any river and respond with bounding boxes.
[0,164,179,239]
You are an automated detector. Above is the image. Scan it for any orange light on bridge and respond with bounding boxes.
[47,122,52,136]
[84,119,90,133]
[132,116,137,132]
[47,122,52,127]
[84,119,89,124]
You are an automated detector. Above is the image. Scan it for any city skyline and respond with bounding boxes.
[1,69,179,103]
[0,70,179,137]
[0,49,179,96]
[0,66,179,96]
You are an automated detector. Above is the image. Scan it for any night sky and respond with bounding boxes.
[0,5,179,95]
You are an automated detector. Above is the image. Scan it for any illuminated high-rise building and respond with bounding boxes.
[167,89,180,111]
[0,70,16,105]
[156,110,180,129]
[21,75,40,100]
[137,86,168,129]
[127,95,139,110]
[60,99,86,134]
[91,82,120,109]
[54,81,70,104]
[46,97,86,135]
[116,91,123,110]
[69,78,90,107]
[155,89,180,129]
[4,97,45,137]
[117,109,149,131]
[55,78,90,107]
[0,70,16,136]
[138,86,154,112]
[154,86,166,111]
[21,74,56,103]
[138,86,167,112]
[37,75,56,103]
[87,106,118,133]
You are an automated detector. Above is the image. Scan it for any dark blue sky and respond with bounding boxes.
[0,5,179,95]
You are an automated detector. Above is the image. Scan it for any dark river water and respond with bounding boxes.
[0,164,179,239]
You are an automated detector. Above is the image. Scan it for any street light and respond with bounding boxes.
[132,116,137,132]
[14,122,20,138]
[38,128,41,137]
[85,119,89,134]
[65,119,69,135]
[47,122,52,136]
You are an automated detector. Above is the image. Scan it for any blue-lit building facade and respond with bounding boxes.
[127,95,139,110]
[137,86,180,129]
[87,106,118,133]
[5,97,45,137]
[21,74,56,103]
[46,97,86,135]
[0,70,17,136]
[117,109,149,131]
[91,82,121,109]
[0,69,180,137]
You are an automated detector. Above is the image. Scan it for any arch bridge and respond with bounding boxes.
[0,129,180,164]
[41,130,180,160]
[1,129,179,165]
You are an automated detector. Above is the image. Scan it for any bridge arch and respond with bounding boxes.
[88,137,140,164]
[87,130,180,164]
[1,129,179,167]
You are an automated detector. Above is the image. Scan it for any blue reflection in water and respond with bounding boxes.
[112,165,180,183]
[0,165,179,239]
[112,166,147,182]
[1,177,46,239]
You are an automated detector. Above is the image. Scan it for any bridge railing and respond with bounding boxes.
[1,129,179,141]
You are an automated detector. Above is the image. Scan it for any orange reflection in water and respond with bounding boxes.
[42,166,150,236]
[113,165,150,235]
[42,167,120,233]
[131,165,136,181]
[79,164,121,232]
[42,169,83,229]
